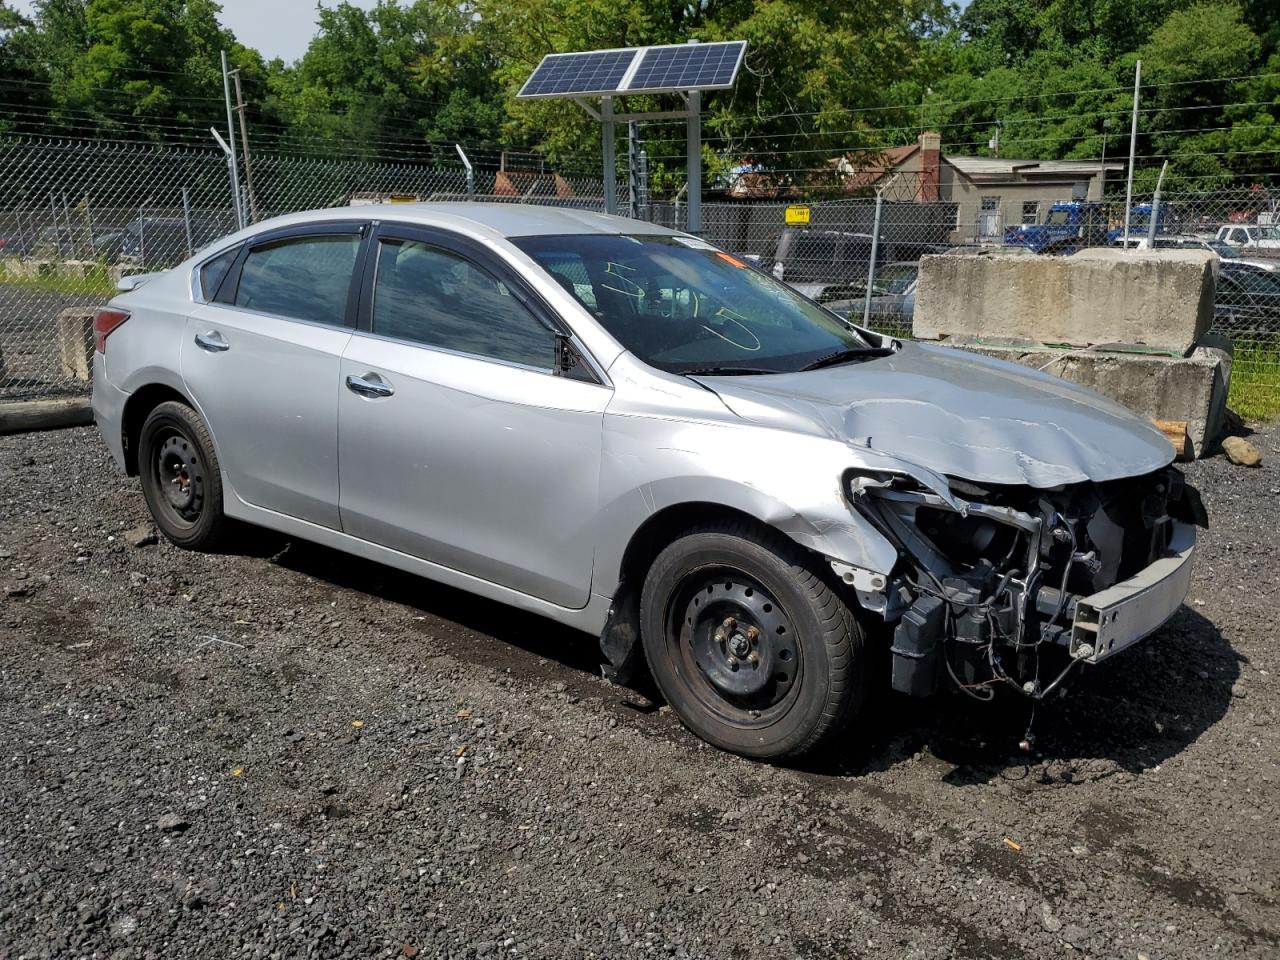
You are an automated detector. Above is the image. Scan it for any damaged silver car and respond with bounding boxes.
[91,205,1206,761]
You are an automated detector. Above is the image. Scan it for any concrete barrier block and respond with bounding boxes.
[57,307,96,381]
[914,249,1215,355]
[944,337,1232,457]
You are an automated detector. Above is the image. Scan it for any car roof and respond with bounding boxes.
[237,202,682,242]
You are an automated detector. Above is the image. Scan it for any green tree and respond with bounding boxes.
[267,0,505,159]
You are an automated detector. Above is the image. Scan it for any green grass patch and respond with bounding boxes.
[1229,340,1280,421]
[0,260,116,299]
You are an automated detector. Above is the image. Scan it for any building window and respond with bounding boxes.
[1022,200,1041,223]
[981,196,1001,211]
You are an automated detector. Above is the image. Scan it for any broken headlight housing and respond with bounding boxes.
[844,467,1206,702]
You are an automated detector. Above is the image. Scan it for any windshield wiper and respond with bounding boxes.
[800,346,895,371]
[679,365,780,377]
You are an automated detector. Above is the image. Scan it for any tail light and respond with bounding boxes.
[93,308,130,353]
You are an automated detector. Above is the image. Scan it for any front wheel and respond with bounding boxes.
[137,400,228,550]
[640,522,867,761]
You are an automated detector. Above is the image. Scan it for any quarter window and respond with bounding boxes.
[233,234,361,325]
[199,246,239,300]
[371,239,555,369]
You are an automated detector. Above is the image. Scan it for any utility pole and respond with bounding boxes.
[219,50,244,229]
[231,68,259,222]
[1122,59,1142,247]
[1100,117,1112,194]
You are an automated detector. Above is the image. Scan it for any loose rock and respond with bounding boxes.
[1221,436,1262,467]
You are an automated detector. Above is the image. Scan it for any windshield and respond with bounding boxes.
[1046,210,1072,225]
[1208,240,1237,257]
[514,233,870,375]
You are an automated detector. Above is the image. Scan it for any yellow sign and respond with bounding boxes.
[785,205,811,225]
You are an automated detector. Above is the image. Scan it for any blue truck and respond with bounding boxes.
[1005,201,1177,254]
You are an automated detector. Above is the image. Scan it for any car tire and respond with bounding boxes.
[640,521,867,761]
[137,400,228,550]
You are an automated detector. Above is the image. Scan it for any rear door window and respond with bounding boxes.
[231,234,361,326]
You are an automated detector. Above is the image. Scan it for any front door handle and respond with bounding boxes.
[194,331,230,353]
[346,373,394,398]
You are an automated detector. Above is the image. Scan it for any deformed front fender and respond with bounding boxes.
[592,411,901,597]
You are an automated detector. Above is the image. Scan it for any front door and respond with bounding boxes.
[337,226,609,608]
[182,224,365,528]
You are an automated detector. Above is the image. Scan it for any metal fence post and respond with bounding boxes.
[455,144,474,197]
[628,121,639,219]
[1122,59,1141,246]
[181,186,194,259]
[862,193,885,326]
[220,50,245,229]
[638,149,650,222]
[1147,160,1169,249]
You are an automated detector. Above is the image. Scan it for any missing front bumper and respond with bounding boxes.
[1068,521,1196,664]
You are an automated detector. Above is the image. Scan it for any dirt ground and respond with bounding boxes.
[1,423,1277,960]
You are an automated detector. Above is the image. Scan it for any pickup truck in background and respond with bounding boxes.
[1216,224,1280,251]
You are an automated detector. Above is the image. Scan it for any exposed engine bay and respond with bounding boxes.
[843,466,1208,712]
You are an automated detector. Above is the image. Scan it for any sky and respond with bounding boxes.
[9,0,381,63]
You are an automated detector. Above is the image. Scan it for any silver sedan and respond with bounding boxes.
[92,204,1204,760]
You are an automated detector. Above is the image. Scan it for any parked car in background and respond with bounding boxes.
[0,233,32,258]
[1216,224,1280,251]
[764,228,873,301]
[92,203,1205,762]
[119,216,219,267]
[764,228,946,303]
[822,261,919,326]
[1216,261,1280,328]
[1143,234,1278,271]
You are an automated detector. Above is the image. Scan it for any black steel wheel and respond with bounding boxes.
[640,521,867,761]
[137,400,228,550]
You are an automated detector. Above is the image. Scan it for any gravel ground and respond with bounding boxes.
[1,423,1278,960]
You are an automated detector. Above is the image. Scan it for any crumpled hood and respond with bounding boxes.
[695,341,1175,487]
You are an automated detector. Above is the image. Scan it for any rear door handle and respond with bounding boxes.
[194,331,230,352]
[346,373,394,398]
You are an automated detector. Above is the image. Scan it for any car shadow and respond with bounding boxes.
[808,606,1240,784]
[253,534,608,685]
[241,533,1237,777]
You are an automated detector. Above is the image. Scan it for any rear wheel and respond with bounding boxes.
[640,521,867,761]
[137,401,228,550]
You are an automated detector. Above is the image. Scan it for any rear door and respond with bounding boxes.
[182,222,367,528]
[336,224,609,608]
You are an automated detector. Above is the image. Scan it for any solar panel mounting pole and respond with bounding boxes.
[602,96,617,215]
[686,90,701,234]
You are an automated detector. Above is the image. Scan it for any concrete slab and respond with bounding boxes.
[914,249,1215,355]
[57,307,96,381]
[942,336,1232,457]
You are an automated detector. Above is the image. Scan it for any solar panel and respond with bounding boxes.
[518,49,638,98]
[516,41,746,99]
[627,42,746,94]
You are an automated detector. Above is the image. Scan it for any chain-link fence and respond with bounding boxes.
[674,184,1280,418]
[0,136,619,400]
[2,134,1278,418]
